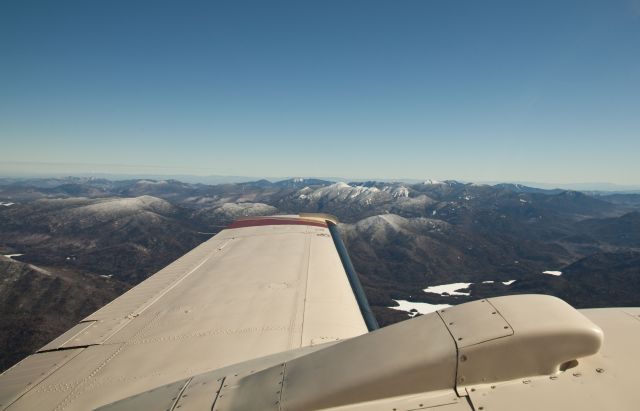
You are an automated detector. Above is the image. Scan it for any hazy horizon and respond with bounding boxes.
[2,161,639,192]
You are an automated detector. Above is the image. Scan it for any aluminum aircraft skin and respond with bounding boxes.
[1,214,639,411]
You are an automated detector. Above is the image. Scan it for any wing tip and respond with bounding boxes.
[226,214,339,230]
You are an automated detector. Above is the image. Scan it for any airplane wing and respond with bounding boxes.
[0,214,373,410]
[2,214,640,410]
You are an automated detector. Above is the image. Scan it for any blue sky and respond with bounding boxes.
[1,0,639,184]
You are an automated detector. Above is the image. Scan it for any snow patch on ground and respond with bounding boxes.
[136,180,168,185]
[424,282,472,296]
[390,299,451,317]
[213,202,278,219]
[304,182,383,203]
[542,271,562,276]
[83,196,174,216]
[345,214,450,245]
[421,279,518,296]
[383,186,409,198]
[0,202,15,206]
[3,254,24,259]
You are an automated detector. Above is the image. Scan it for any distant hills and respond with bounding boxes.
[3,174,639,192]
[1,176,639,370]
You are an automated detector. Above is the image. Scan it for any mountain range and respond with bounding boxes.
[1,176,639,371]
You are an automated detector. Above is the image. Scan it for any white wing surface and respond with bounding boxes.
[0,215,368,410]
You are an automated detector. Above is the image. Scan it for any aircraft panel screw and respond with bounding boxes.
[596,368,605,373]
[460,355,468,362]
[523,379,531,384]
[573,373,582,377]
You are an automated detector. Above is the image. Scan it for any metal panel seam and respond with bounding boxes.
[56,321,97,350]
[169,377,193,411]
[38,321,97,353]
[464,394,477,411]
[298,231,312,348]
[209,376,225,411]
[37,344,99,354]
[81,239,229,322]
[278,363,287,411]
[436,310,466,398]
[134,239,234,317]
[93,245,231,346]
[485,299,515,343]
[53,345,127,411]
[53,312,164,410]
[1,349,85,410]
